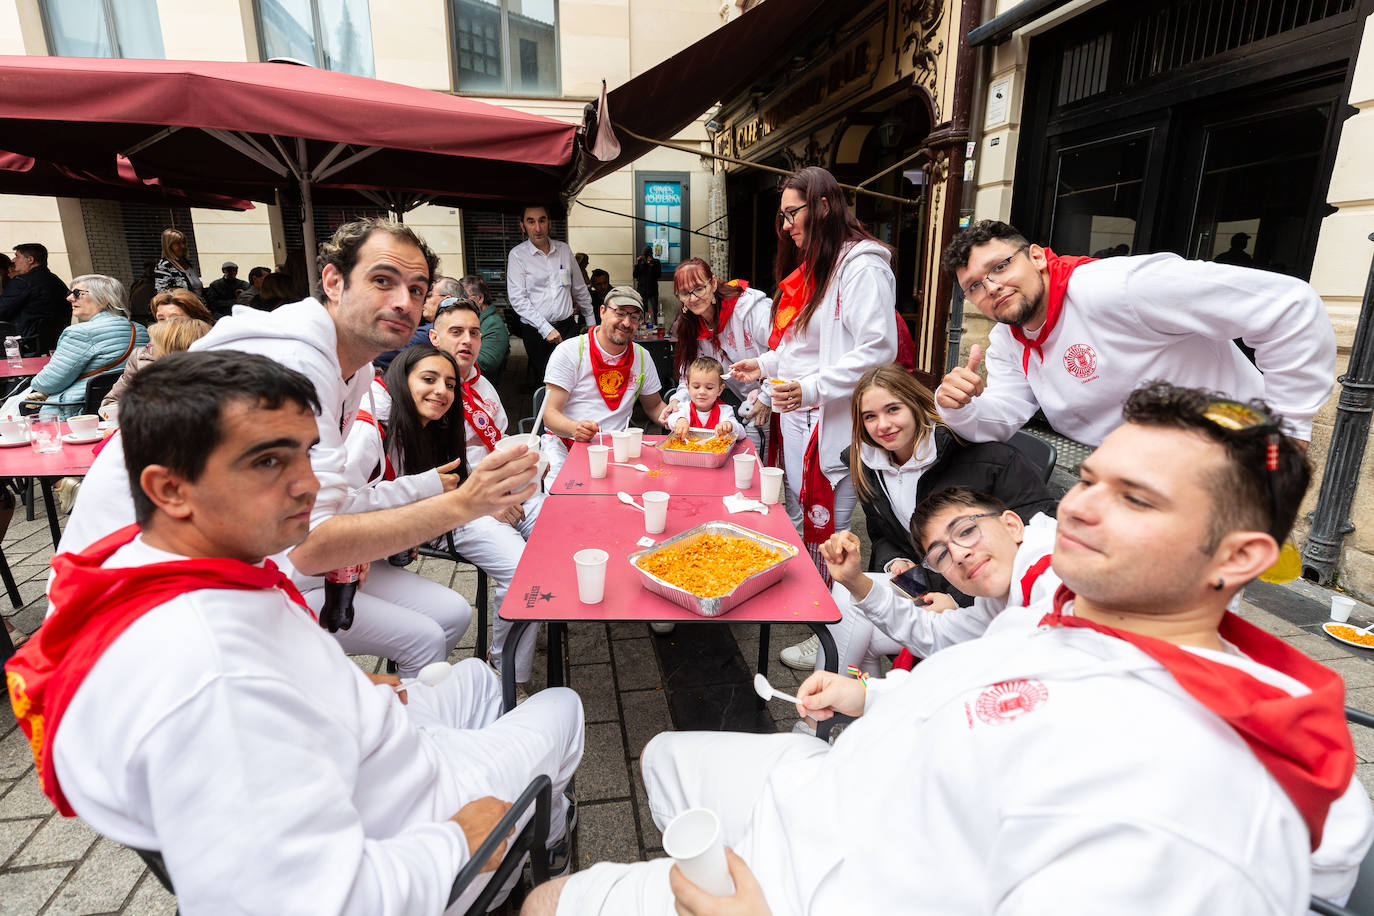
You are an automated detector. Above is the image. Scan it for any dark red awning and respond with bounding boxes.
[0,152,253,210]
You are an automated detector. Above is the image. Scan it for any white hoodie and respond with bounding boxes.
[754,240,897,484]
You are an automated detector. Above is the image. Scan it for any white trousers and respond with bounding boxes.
[818,576,904,676]
[778,407,855,535]
[554,730,826,915]
[408,659,584,913]
[444,490,543,683]
[305,562,472,679]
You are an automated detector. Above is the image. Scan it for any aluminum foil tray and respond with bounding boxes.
[657,428,739,468]
[628,522,798,617]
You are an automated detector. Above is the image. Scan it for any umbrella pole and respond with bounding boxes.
[296,137,321,300]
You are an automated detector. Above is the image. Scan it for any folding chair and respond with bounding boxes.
[1311,707,1374,916]
[1008,430,1058,485]
[518,387,547,436]
[131,774,553,915]
[418,529,492,664]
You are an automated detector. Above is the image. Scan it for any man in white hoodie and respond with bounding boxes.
[524,381,1371,916]
[58,218,542,678]
[934,220,1335,448]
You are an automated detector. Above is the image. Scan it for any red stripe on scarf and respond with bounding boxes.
[1009,250,1096,375]
[1020,555,1053,606]
[461,369,502,453]
[1040,585,1353,849]
[5,525,313,816]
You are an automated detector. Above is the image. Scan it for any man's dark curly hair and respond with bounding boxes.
[939,220,1029,279]
[1121,381,1310,549]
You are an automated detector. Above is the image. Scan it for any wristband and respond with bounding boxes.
[845,665,869,688]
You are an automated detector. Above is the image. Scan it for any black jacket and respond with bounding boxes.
[0,266,70,354]
[847,426,1058,576]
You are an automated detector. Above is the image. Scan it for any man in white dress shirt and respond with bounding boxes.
[507,205,595,382]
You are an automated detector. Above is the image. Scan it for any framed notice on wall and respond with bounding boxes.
[636,171,690,272]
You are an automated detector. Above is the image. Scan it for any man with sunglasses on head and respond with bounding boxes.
[524,381,1372,916]
[539,286,667,482]
[935,220,1335,449]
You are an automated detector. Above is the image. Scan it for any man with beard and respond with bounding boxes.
[934,220,1335,448]
[539,286,667,482]
[58,219,543,678]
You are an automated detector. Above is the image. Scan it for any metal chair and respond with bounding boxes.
[418,529,492,664]
[131,774,553,915]
[1008,430,1058,484]
[1311,707,1374,915]
[518,387,547,435]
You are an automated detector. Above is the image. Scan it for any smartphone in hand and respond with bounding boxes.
[889,566,931,601]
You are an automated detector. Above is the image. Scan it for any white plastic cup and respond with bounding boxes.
[626,427,644,459]
[612,430,632,462]
[587,444,610,478]
[662,808,735,898]
[733,453,755,490]
[494,432,548,481]
[642,490,669,535]
[573,549,609,604]
[759,467,784,505]
[1332,595,1357,623]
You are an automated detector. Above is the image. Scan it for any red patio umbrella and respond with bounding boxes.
[0,152,254,210]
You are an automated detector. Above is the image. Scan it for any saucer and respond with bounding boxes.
[0,437,27,448]
[63,431,104,444]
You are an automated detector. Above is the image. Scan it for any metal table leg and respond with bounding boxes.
[546,622,566,689]
[755,623,771,707]
[502,620,533,713]
[39,478,60,549]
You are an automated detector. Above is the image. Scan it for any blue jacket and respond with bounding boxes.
[32,312,148,417]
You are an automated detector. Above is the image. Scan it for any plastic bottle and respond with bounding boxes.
[320,565,362,632]
[5,337,21,368]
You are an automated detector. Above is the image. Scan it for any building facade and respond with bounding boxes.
[0,0,725,315]
[965,0,1374,596]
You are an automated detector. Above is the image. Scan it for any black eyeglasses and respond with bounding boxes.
[678,284,711,302]
[778,204,808,226]
[962,245,1029,299]
[68,289,88,300]
[604,305,643,324]
[433,296,478,318]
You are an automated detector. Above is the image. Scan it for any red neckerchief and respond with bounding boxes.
[461,368,502,454]
[769,266,814,350]
[355,409,395,481]
[691,402,722,429]
[892,549,1054,672]
[586,328,633,410]
[800,425,835,587]
[1009,250,1096,375]
[1040,585,1353,849]
[5,524,312,816]
[698,280,748,343]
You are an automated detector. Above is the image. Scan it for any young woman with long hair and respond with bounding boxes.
[153,228,203,298]
[656,257,773,453]
[784,363,1057,679]
[730,166,899,664]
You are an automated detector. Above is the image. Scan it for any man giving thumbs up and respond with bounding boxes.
[934,220,1334,448]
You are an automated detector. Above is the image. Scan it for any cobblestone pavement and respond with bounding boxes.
[2,493,1373,913]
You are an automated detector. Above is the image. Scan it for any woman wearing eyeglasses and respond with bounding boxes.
[786,364,1057,682]
[658,258,774,453]
[7,275,148,419]
[730,166,898,590]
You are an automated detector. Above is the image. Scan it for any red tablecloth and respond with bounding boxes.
[549,436,762,497]
[503,492,836,625]
[0,424,107,476]
[0,357,51,379]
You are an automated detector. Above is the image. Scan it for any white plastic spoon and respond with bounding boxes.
[720,368,734,381]
[610,461,652,472]
[396,660,453,693]
[753,673,803,706]
[617,490,646,512]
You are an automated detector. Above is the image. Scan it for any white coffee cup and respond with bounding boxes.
[587,444,610,478]
[759,467,784,505]
[611,430,632,463]
[68,414,99,437]
[626,427,644,459]
[733,454,755,490]
[0,418,25,443]
[662,808,735,898]
[1332,595,1357,623]
[642,490,669,535]
[573,548,609,604]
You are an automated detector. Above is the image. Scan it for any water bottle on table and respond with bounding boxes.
[5,337,21,369]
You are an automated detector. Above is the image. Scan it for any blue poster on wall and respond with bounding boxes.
[642,180,683,271]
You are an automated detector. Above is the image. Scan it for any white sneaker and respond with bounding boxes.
[650,622,676,635]
[780,634,819,670]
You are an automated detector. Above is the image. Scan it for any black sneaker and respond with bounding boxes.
[546,788,577,878]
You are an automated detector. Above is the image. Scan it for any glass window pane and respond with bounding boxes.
[43,0,114,57]
[505,0,557,94]
[260,0,318,65]
[319,0,375,77]
[1049,134,1149,257]
[110,0,165,58]
[454,0,505,93]
[643,181,684,272]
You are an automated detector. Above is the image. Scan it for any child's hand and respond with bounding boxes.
[673,418,689,437]
[919,592,958,612]
[714,420,733,438]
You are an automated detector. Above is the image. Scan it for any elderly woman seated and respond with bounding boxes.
[22,274,149,418]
